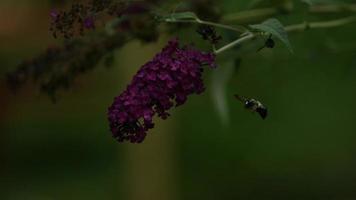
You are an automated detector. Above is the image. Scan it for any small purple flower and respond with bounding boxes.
[84,17,95,29]
[108,39,216,143]
[50,10,59,21]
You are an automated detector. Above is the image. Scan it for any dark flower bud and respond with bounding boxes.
[196,25,222,44]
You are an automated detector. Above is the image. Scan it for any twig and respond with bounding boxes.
[197,19,247,33]
[222,4,356,24]
[165,13,356,55]
[165,19,246,33]
[285,15,356,32]
[214,32,255,54]
[215,16,356,54]
[309,4,356,13]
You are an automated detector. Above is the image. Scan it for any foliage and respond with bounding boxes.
[250,18,293,53]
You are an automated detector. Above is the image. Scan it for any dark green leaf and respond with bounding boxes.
[250,18,293,53]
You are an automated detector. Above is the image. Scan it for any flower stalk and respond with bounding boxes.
[214,32,255,54]
[164,18,246,33]
[165,14,356,55]
[285,15,356,32]
[222,3,356,23]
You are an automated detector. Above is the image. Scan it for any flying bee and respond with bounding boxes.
[234,94,268,119]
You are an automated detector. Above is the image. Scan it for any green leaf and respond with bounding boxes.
[163,12,198,22]
[250,18,293,53]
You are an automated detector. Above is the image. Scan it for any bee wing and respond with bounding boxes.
[256,107,268,119]
[234,94,246,103]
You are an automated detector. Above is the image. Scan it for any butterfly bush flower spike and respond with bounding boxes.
[108,39,216,143]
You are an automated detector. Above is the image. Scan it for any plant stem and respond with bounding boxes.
[214,16,356,55]
[285,15,356,32]
[222,4,356,24]
[165,13,356,55]
[165,8,356,34]
[214,32,255,54]
[165,19,245,33]
[197,19,246,33]
[309,4,356,13]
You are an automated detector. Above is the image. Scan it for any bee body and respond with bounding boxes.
[234,95,268,119]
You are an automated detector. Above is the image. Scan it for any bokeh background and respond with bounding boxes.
[1,0,356,199]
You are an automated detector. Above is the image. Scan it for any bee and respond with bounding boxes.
[234,94,268,119]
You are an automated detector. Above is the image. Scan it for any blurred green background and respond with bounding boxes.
[1,0,356,200]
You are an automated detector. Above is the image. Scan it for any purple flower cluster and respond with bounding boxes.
[108,39,216,143]
[49,1,155,39]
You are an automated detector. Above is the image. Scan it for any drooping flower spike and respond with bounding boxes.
[108,39,216,143]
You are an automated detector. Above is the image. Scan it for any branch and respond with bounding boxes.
[214,16,356,54]
[285,15,356,32]
[309,4,356,13]
[165,18,246,33]
[214,32,254,54]
[221,4,356,24]
[197,19,247,33]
